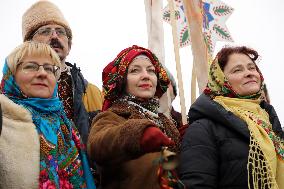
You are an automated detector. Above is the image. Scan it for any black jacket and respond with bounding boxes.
[66,62,97,145]
[178,94,282,189]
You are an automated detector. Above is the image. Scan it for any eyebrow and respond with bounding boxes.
[247,62,256,66]
[129,64,154,68]
[38,26,64,30]
[147,66,155,70]
[23,61,54,66]
[230,61,255,70]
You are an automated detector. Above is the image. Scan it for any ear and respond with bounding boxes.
[67,40,72,55]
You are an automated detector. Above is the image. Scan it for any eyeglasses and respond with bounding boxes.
[34,27,68,38]
[18,62,61,79]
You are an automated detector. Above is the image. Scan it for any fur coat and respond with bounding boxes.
[0,94,39,189]
[88,100,180,189]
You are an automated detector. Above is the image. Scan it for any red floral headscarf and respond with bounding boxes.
[102,45,170,111]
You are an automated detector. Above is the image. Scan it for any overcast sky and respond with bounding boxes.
[0,0,283,125]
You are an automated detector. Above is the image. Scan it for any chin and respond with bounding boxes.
[30,93,52,99]
[239,85,260,95]
[241,90,260,96]
[137,94,155,99]
[137,96,153,100]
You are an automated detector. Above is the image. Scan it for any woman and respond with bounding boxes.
[178,46,283,189]
[0,41,95,188]
[87,45,184,189]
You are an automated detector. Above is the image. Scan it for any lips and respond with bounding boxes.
[50,39,63,50]
[244,80,257,84]
[139,84,152,89]
[32,83,48,87]
[51,44,62,50]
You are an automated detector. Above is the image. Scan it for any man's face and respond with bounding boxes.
[32,24,71,62]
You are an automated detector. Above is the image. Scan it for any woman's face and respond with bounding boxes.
[223,53,261,96]
[126,58,157,99]
[14,55,57,98]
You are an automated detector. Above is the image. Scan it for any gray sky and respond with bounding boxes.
[0,0,283,125]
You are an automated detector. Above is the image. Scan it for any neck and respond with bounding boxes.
[61,61,67,70]
[122,94,159,114]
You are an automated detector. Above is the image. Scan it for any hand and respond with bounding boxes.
[140,127,174,153]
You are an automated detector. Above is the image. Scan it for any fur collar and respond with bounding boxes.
[0,94,32,122]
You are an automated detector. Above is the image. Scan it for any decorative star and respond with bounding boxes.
[163,0,234,55]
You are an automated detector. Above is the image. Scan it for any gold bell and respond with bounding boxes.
[161,147,179,170]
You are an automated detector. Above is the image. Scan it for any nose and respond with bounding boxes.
[36,66,48,76]
[50,30,59,38]
[141,69,150,80]
[244,69,255,77]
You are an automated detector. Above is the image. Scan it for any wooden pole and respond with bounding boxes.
[191,62,197,104]
[144,0,166,65]
[144,0,174,117]
[183,0,208,95]
[168,0,187,125]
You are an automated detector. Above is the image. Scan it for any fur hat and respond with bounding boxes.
[22,0,72,41]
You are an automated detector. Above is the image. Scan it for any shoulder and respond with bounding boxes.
[86,83,102,95]
[82,82,103,111]
[94,110,123,121]
[186,118,217,138]
[91,110,127,128]
[0,94,32,122]
[261,101,283,137]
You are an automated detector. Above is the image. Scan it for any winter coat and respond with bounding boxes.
[0,94,39,189]
[178,94,282,189]
[66,62,103,145]
[87,100,180,189]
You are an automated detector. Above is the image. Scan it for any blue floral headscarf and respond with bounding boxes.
[1,60,95,188]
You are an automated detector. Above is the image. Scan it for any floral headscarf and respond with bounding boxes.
[102,45,170,111]
[0,60,95,189]
[204,56,264,99]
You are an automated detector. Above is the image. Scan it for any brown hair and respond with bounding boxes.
[217,46,259,70]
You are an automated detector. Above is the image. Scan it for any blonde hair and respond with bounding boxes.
[6,41,61,74]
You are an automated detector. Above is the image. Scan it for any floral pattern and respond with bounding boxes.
[102,45,169,111]
[0,61,95,189]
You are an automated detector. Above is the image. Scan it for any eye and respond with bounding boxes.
[56,28,67,36]
[22,63,38,71]
[233,69,241,73]
[147,68,156,74]
[43,65,55,73]
[249,66,256,71]
[38,28,51,35]
[129,68,139,73]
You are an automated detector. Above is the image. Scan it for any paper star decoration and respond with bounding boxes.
[163,0,234,55]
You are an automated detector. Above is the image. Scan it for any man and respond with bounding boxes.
[158,75,182,127]
[22,0,103,145]
[159,69,188,137]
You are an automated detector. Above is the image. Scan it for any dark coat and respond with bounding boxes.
[178,94,282,189]
[66,62,102,145]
